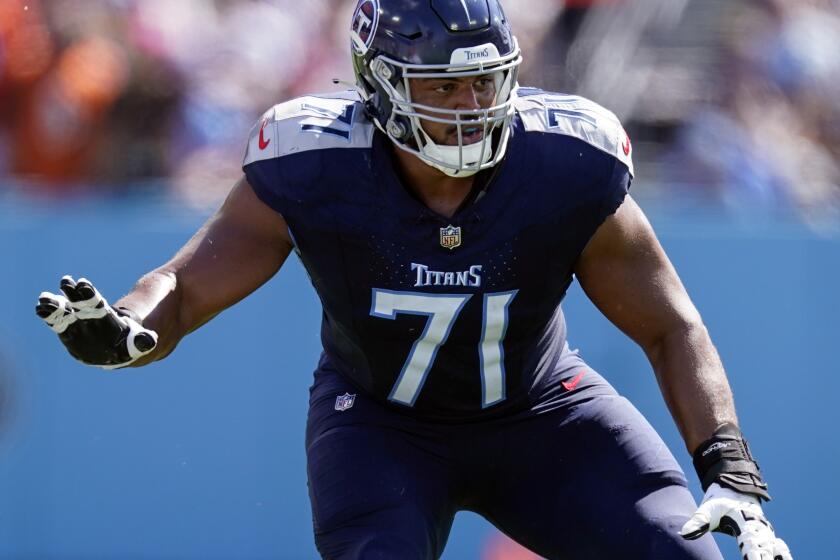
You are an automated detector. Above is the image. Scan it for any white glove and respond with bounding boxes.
[680,483,792,560]
[36,275,158,370]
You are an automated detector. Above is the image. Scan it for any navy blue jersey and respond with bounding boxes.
[242,88,633,421]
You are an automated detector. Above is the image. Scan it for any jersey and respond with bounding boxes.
[242,87,634,421]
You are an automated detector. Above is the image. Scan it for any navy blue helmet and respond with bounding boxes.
[350,0,522,177]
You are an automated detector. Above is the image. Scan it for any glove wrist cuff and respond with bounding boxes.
[692,423,771,501]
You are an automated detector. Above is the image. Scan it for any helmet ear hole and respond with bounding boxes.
[387,119,407,139]
[375,61,394,81]
[371,58,402,87]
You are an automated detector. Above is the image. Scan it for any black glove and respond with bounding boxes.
[36,276,157,369]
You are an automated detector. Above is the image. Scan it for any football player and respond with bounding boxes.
[36,1,791,558]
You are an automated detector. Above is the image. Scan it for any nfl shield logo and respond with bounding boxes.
[334,393,356,412]
[440,224,462,250]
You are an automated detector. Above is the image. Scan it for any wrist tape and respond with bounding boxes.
[692,422,771,501]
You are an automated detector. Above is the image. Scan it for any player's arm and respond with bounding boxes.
[573,195,791,558]
[36,177,294,368]
[119,176,293,365]
[574,195,733,453]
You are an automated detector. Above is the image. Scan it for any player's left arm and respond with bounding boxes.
[573,195,792,558]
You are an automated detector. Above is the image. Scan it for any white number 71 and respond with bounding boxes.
[371,289,518,408]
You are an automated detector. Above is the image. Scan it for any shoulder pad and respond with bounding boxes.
[243,91,374,166]
[514,89,634,176]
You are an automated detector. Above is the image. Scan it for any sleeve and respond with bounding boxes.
[547,137,633,263]
[517,92,635,263]
[243,158,287,216]
[601,156,632,219]
[516,92,635,177]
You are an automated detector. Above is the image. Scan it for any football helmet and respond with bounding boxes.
[350,0,522,177]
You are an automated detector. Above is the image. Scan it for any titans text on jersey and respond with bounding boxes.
[411,263,483,287]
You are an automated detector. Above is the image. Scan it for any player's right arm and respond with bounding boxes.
[36,177,294,368]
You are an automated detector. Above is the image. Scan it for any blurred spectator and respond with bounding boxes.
[523,0,840,226]
[660,0,840,224]
[0,0,838,225]
[0,0,328,202]
[0,0,182,190]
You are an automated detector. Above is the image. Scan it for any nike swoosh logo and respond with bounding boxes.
[561,370,586,391]
[621,133,631,156]
[259,120,271,150]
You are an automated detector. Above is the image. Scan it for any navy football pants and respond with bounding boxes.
[305,369,723,560]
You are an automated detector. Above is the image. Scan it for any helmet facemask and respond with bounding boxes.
[366,40,521,178]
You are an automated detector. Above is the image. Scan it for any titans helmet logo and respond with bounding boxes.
[351,0,379,55]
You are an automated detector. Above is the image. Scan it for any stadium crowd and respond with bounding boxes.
[0,0,838,225]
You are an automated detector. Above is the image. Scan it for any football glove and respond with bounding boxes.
[36,275,157,370]
[680,483,792,560]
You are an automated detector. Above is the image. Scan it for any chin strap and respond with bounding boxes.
[418,126,490,177]
[692,423,771,501]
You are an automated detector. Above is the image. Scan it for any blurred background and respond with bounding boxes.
[0,0,837,558]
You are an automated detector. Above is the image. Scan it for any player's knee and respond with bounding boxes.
[317,533,430,560]
[353,534,429,559]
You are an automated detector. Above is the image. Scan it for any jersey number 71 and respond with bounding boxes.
[370,289,518,408]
